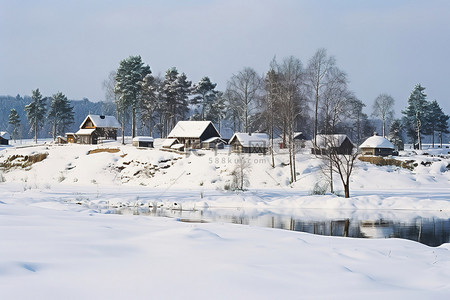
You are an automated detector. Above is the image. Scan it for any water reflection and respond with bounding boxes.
[112,206,449,247]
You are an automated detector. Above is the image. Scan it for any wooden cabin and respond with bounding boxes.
[132,136,154,148]
[57,136,67,144]
[229,133,269,154]
[360,134,395,156]
[167,121,221,149]
[0,132,10,145]
[312,134,355,155]
[74,115,121,144]
[66,133,76,143]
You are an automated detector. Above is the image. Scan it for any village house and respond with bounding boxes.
[360,134,395,156]
[72,114,121,144]
[312,134,355,155]
[167,121,221,150]
[229,133,269,154]
[0,131,10,145]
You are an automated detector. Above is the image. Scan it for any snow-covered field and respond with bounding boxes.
[1,140,449,299]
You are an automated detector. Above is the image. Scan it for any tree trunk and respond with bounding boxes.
[344,183,350,198]
[329,159,334,194]
[34,121,38,144]
[132,107,136,138]
[121,112,125,145]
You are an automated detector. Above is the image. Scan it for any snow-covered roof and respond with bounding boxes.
[315,134,353,148]
[132,136,154,142]
[167,121,218,139]
[230,133,269,147]
[0,131,10,140]
[294,132,306,140]
[162,138,178,147]
[80,115,121,129]
[360,135,395,149]
[202,137,225,144]
[75,128,95,135]
[171,143,185,150]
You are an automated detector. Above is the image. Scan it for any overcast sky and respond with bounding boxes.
[1,0,449,116]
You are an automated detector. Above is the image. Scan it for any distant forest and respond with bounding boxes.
[0,94,116,139]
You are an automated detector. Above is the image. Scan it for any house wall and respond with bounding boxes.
[0,138,8,145]
[82,119,95,129]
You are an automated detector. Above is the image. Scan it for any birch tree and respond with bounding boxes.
[306,48,337,144]
[226,67,262,133]
[372,93,395,137]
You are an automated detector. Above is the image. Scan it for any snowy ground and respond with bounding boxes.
[1,140,449,299]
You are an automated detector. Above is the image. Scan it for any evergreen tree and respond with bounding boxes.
[402,84,429,149]
[424,100,447,147]
[388,119,404,151]
[8,109,21,142]
[175,72,192,122]
[436,106,450,148]
[191,76,218,120]
[115,55,151,140]
[140,74,159,137]
[48,92,74,140]
[161,67,180,133]
[25,88,47,143]
[208,91,227,133]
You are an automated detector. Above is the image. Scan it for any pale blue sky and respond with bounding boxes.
[1,0,449,116]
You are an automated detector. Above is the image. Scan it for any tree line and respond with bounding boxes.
[2,48,448,150]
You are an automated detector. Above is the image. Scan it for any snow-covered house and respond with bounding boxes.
[229,133,269,154]
[73,115,121,144]
[167,121,221,149]
[0,131,10,145]
[312,134,354,155]
[132,136,154,148]
[360,134,395,156]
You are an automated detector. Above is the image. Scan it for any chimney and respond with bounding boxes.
[100,115,105,119]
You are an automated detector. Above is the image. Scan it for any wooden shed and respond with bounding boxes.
[229,133,269,154]
[312,134,355,155]
[132,136,154,148]
[360,134,395,156]
[75,115,121,144]
[0,131,10,145]
[167,121,221,149]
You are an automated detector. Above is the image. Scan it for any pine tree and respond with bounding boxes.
[175,72,192,122]
[191,76,218,120]
[424,100,446,147]
[8,109,21,142]
[161,67,180,133]
[436,105,450,148]
[402,84,429,149]
[140,74,159,137]
[208,91,227,133]
[115,55,151,140]
[48,92,74,140]
[25,88,47,143]
[388,119,404,151]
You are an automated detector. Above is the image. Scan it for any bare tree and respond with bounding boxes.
[226,67,262,133]
[269,56,306,183]
[306,48,337,143]
[372,93,395,137]
[319,68,350,134]
[230,154,251,191]
[314,135,359,198]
